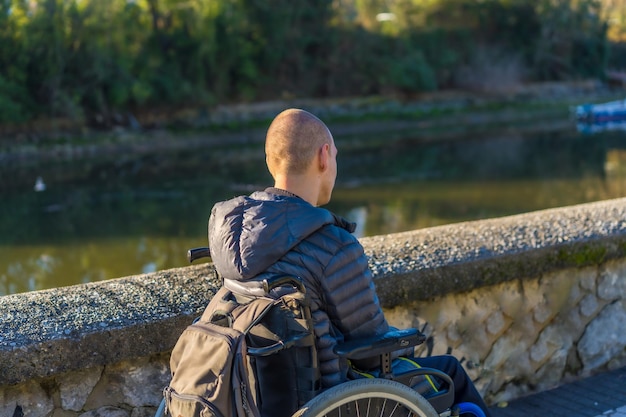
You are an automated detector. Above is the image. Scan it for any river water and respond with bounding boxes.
[1,120,625,295]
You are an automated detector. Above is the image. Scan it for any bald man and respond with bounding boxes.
[265,108,338,207]
[208,109,492,417]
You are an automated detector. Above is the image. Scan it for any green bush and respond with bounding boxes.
[0,75,28,123]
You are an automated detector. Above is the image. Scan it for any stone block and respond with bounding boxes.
[495,280,524,318]
[459,323,492,360]
[542,268,579,315]
[566,277,583,305]
[598,259,626,300]
[562,307,588,344]
[85,355,169,410]
[578,267,598,291]
[530,322,575,369]
[578,301,626,371]
[429,332,455,357]
[58,366,103,411]
[532,302,553,325]
[0,380,54,417]
[486,311,507,336]
[529,341,549,364]
[532,347,567,390]
[510,313,539,339]
[0,400,18,417]
[521,279,543,314]
[484,334,528,372]
[467,289,500,322]
[446,324,462,345]
[579,293,600,318]
[565,344,583,376]
[420,295,463,330]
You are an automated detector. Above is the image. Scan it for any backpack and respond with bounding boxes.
[164,287,273,417]
[164,284,318,417]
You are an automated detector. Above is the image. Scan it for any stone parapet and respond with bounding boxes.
[363,197,626,305]
[1,198,626,416]
[0,263,221,386]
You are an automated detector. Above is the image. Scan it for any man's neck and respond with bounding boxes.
[273,176,319,206]
[265,187,301,200]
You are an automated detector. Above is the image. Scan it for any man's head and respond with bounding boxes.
[265,108,337,207]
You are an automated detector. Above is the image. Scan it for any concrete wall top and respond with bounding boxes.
[0,263,222,385]
[363,197,626,306]
[1,197,625,385]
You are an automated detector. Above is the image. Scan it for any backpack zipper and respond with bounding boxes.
[164,386,224,417]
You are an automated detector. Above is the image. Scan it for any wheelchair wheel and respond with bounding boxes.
[292,378,439,417]
[154,398,166,417]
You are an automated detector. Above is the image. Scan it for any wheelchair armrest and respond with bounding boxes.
[334,328,426,360]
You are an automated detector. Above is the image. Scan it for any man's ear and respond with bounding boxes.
[319,143,330,171]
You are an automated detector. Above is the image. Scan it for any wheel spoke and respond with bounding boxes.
[379,398,387,417]
[387,401,400,417]
[293,379,439,417]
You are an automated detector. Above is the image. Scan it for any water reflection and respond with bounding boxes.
[577,120,626,134]
[1,123,626,295]
[0,237,209,295]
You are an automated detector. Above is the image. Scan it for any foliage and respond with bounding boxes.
[532,0,609,80]
[0,0,617,128]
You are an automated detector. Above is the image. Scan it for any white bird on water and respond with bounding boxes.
[34,176,46,192]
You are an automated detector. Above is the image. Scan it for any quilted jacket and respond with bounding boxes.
[208,188,390,387]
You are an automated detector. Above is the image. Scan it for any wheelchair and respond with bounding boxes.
[155,247,486,417]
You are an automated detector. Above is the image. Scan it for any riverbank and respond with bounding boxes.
[1,80,624,173]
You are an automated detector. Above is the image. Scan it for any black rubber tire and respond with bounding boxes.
[292,378,439,417]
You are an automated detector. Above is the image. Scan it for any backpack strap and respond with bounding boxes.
[231,296,278,334]
[200,286,238,325]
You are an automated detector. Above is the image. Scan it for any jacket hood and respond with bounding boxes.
[208,190,352,281]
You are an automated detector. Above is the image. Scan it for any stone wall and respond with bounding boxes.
[384,258,626,404]
[1,198,625,417]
